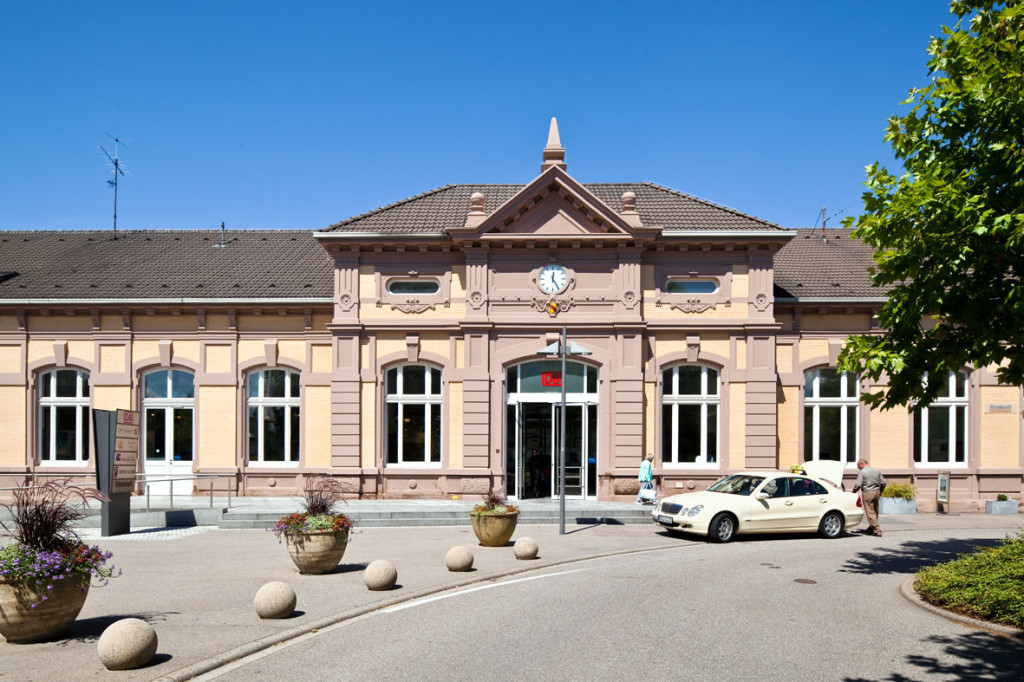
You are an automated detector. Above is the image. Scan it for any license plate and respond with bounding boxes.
[658,515,674,526]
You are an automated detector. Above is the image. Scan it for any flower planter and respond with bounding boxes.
[285,530,350,574]
[470,511,519,547]
[985,500,1019,515]
[0,578,90,644]
[879,497,917,514]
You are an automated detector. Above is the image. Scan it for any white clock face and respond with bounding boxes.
[538,264,568,294]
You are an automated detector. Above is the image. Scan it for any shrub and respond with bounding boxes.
[882,482,916,499]
[271,477,354,541]
[997,494,1009,502]
[471,490,519,516]
[915,531,1024,629]
[0,478,120,605]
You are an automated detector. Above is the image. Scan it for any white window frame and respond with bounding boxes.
[142,369,195,463]
[914,371,969,467]
[38,369,91,466]
[246,369,301,466]
[661,364,720,468]
[385,364,443,467]
[803,368,860,465]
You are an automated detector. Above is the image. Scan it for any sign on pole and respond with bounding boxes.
[112,409,140,494]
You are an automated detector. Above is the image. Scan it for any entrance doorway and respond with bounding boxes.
[142,369,195,496]
[504,361,598,500]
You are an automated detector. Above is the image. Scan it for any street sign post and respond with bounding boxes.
[93,408,139,536]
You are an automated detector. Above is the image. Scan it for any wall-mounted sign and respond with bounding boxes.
[111,410,140,494]
[541,371,562,387]
[937,470,950,504]
[986,403,1015,414]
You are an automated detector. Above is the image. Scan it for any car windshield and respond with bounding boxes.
[707,475,765,496]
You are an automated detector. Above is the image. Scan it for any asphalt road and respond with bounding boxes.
[203,527,1024,682]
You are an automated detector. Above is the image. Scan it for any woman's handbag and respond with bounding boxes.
[639,482,657,501]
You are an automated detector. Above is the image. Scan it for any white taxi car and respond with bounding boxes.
[652,461,863,542]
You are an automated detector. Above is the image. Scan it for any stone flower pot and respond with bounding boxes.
[985,500,1019,515]
[0,578,90,644]
[470,512,519,547]
[879,497,917,514]
[285,530,350,574]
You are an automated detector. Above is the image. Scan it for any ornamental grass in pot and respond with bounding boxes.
[272,477,354,574]
[879,481,917,514]
[469,491,520,547]
[0,478,120,643]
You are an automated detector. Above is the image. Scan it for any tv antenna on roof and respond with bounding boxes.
[100,134,128,240]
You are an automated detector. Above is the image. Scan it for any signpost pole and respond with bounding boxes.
[559,325,567,535]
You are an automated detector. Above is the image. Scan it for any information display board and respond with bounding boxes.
[112,410,140,494]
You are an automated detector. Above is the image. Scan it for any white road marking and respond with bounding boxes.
[382,568,588,613]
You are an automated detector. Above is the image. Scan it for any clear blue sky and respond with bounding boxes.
[1,1,956,232]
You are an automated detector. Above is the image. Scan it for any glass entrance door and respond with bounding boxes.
[142,370,195,496]
[511,402,592,500]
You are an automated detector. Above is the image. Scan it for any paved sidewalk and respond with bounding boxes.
[1,512,1020,681]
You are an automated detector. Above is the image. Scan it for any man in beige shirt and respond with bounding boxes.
[853,459,887,536]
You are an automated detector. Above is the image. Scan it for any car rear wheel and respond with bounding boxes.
[818,511,844,539]
[708,513,736,543]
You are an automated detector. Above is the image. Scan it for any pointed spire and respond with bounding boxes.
[541,117,566,172]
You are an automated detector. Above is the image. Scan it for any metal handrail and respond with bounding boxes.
[136,473,235,512]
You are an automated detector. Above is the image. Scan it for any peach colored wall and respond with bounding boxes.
[133,340,160,364]
[0,314,19,332]
[421,333,451,361]
[776,345,793,374]
[800,314,872,332]
[173,341,200,365]
[731,265,749,298]
[455,338,465,369]
[311,345,332,374]
[729,383,746,468]
[869,406,910,469]
[979,386,1020,468]
[198,386,237,468]
[0,386,26,466]
[451,265,467,298]
[206,314,233,331]
[654,332,730,362]
[360,383,375,468]
[798,339,830,365]
[133,315,199,333]
[735,339,747,370]
[100,345,125,373]
[278,340,305,366]
[304,385,332,468]
[360,338,371,371]
[376,334,407,361]
[27,341,51,366]
[99,314,122,331]
[0,345,21,370]
[68,341,92,363]
[237,316,304,333]
[237,340,264,367]
[93,386,130,412]
[777,386,800,469]
[206,345,233,374]
[448,382,464,468]
[28,317,92,333]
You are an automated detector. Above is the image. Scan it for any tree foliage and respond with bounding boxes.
[839,0,1024,409]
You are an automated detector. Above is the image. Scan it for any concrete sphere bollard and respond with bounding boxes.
[514,536,539,560]
[365,559,398,591]
[97,618,158,671]
[254,581,297,619]
[445,545,474,572]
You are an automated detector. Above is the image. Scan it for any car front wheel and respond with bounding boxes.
[818,511,844,539]
[708,513,736,543]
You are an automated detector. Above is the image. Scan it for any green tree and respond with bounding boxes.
[839,0,1024,409]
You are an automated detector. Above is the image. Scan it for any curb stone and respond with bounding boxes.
[899,577,1024,639]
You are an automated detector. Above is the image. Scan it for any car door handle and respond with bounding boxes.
[784,501,794,506]
[820,498,828,503]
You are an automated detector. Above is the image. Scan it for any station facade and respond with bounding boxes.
[1,124,1021,511]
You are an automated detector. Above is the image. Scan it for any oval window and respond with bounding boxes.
[666,279,717,294]
[387,280,440,295]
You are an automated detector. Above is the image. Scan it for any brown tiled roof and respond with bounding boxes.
[774,228,890,299]
[321,183,784,233]
[0,230,333,301]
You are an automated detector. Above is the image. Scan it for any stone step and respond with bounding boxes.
[218,508,653,529]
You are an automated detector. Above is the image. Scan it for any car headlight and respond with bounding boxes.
[687,505,703,517]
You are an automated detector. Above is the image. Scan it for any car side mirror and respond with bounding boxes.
[755,492,769,501]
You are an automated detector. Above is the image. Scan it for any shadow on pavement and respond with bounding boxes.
[840,538,1003,575]
[58,611,179,644]
[844,631,1024,681]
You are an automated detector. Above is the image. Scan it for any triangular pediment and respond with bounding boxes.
[448,165,659,242]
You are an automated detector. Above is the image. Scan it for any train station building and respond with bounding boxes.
[1,122,1020,511]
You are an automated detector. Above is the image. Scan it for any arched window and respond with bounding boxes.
[914,371,968,466]
[247,369,301,464]
[385,364,442,466]
[803,368,859,464]
[661,364,719,466]
[143,369,195,464]
[38,368,91,464]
